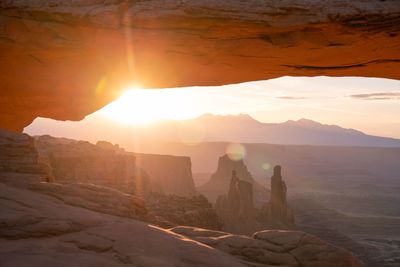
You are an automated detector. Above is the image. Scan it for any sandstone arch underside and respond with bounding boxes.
[0,0,399,131]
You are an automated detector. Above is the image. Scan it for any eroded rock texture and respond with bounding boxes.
[1,0,399,131]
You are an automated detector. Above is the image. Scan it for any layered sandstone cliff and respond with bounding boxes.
[0,129,52,186]
[0,129,147,221]
[35,136,196,196]
[34,136,215,227]
[36,135,149,195]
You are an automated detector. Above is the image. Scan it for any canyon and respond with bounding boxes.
[0,129,362,266]
[1,1,399,266]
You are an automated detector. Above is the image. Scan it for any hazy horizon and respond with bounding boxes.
[25,76,400,140]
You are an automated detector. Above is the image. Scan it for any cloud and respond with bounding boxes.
[277,96,307,100]
[349,92,400,100]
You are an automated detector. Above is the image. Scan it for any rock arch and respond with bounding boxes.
[0,0,399,131]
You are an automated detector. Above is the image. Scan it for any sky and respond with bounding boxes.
[25,76,400,139]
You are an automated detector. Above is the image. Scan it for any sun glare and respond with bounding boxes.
[98,88,202,125]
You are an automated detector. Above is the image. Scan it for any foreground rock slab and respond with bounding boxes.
[29,182,147,218]
[0,180,362,266]
[0,183,248,267]
[171,226,362,267]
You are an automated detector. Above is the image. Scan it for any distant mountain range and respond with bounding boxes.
[178,114,400,147]
[25,113,400,148]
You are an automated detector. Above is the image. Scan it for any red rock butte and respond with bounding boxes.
[0,0,399,131]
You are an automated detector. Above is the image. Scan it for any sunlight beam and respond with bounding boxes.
[98,88,203,125]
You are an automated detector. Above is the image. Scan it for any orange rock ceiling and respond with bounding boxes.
[0,0,399,131]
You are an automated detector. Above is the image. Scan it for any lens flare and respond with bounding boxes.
[226,143,246,161]
[262,162,271,170]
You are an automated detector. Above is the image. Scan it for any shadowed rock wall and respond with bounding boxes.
[35,136,148,195]
[0,129,52,186]
[133,153,196,196]
[35,136,196,196]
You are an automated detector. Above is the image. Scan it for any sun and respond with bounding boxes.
[98,87,202,125]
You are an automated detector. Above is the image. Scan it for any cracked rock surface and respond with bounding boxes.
[171,226,362,267]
